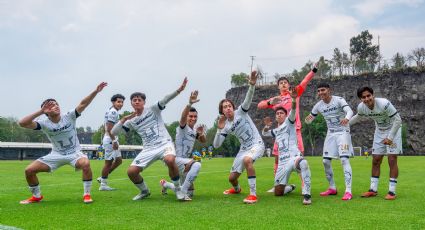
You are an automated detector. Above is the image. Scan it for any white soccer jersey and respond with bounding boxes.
[311,96,351,132]
[122,104,172,150]
[357,98,398,130]
[104,107,119,137]
[35,109,81,155]
[219,106,263,151]
[269,118,300,160]
[175,124,197,158]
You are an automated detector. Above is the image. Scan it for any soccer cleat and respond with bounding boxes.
[303,194,312,205]
[175,187,185,200]
[83,194,93,204]
[20,195,43,204]
[159,179,168,195]
[384,192,396,200]
[181,194,192,201]
[342,192,352,200]
[132,189,151,201]
[96,177,102,183]
[361,189,378,198]
[243,195,258,204]
[267,187,275,193]
[223,187,242,195]
[320,188,337,196]
[99,185,116,191]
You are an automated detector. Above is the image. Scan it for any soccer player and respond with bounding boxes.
[18,82,107,204]
[305,83,354,200]
[213,69,264,204]
[350,86,402,200]
[97,94,125,191]
[111,78,188,201]
[160,91,206,200]
[257,63,317,192]
[262,87,312,205]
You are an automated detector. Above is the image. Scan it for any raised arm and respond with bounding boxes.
[18,101,56,129]
[261,116,273,137]
[179,90,199,127]
[76,82,108,114]
[158,77,188,109]
[196,124,207,143]
[241,70,257,111]
[297,62,318,96]
[111,112,136,136]
[213,115,227,148]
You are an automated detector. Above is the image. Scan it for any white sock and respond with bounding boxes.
[283,185,293,194]
[134,180,148,192]
[299,160,312,195]
[182,162,201,194]
[389,178,397,194]
[248,176,256,196]
[370,176,379,192]
[83,180,92,195]
[323,158,336,189]
[341,157,352,193]
[29,184,41,198]
[101,177,108,186]
[163,181,175,191]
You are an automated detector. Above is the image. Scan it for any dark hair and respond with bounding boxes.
[218,99,235,115]
[357,86,374,98]
[189,107,198,113]
[130,92,146,101]
[40,98,57,108]
[275,106,287,115]
[317,82,330,89]
[277,76,290,86]
[111,94,125,102]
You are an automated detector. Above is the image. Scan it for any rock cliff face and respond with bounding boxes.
[226,70,425,155]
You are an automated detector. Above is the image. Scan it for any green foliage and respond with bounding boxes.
[301,112,327,155]
[392,52,406,69]
[166,121,180,142]
[91,125,104,145]
[349,30,380,73]
[0,117,48,142]
[230,72,248,87]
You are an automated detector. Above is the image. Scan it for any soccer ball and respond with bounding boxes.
[192,151,202,162]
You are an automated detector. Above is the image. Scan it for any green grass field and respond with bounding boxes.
[1,156,424,230]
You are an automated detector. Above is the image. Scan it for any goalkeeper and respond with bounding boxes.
[160,90,206,200]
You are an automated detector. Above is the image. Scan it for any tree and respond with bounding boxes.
[85,126,93,133]
[332,48,343,76]
[392,52,406,69]
[349,30,380,73]
[408,47,425,67]
[317,56,331,78]
[301,112,327,155]
[231,72,249,87]
[166,121,180,142]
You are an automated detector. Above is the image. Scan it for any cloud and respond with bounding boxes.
[353,0,424,18]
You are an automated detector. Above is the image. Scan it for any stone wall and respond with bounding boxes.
[226,69,425,155]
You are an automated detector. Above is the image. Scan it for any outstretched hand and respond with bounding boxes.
[96,82,108,93]
[196,124,206,135]
[189,90,200,105]
[263,116,273,127]
[305,114,314,124]
[217,115,226,129]
[177,77,188,93]
[289,86,298,99]
[248,70,258,86]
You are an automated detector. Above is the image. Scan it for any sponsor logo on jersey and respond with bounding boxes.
[52,123,71,132]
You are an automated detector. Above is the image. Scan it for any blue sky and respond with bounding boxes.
[1,0,424,130]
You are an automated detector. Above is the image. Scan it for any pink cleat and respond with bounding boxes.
[342,192,352,200]
[320,188,337,196]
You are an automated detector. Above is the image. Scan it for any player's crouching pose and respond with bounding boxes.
[305,83,354,200]
[213,70,265,204]
[262,87,312,205]
[98,94,125,191]
[160,90,206,200]
[111,78,188,201]
[350,86,402,200]
[18,82,108,204]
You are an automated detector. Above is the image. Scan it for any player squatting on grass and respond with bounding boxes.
[18,82,108,204]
